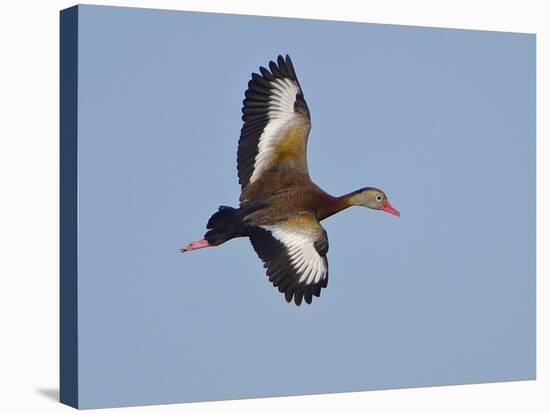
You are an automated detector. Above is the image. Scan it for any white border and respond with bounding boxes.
[0,1,546,413]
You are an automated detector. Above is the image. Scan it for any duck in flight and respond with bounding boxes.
[182,55,400,306]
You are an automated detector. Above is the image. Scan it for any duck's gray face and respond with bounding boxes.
[350,187,400,216]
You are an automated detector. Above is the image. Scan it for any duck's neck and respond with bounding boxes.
[316,191,356,221]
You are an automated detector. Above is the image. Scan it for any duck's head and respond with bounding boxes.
[348,187,400,216]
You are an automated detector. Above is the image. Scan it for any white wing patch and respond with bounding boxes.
[249,78,302,184]
[262,224,327,285]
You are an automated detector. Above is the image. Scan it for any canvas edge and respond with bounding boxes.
[60,4,79,409]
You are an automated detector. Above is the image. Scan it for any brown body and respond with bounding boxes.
[240,170,348,226]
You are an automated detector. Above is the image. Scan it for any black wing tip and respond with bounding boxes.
[277,53,293,65]
[281,281,324,306]
[284,289,305,306]
[252,54,298,82]
[243,54,301,107]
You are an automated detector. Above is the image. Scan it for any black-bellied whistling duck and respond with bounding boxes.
[182,55,400,306]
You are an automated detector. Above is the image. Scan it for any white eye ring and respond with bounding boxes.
[376,195,383,201]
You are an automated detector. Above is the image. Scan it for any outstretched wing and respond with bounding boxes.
[249,213,329,306]
[237,54,311,191]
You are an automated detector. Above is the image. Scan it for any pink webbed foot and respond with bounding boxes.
[180,238,211,253]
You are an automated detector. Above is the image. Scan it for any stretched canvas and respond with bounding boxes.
[60,4,536,409]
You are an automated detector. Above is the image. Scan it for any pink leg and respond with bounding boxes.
[180,238,211,253]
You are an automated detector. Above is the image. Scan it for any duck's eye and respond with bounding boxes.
[376,195,383,201]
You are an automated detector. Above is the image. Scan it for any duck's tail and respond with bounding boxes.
[180,205,248,253]
[205,206,248,244]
